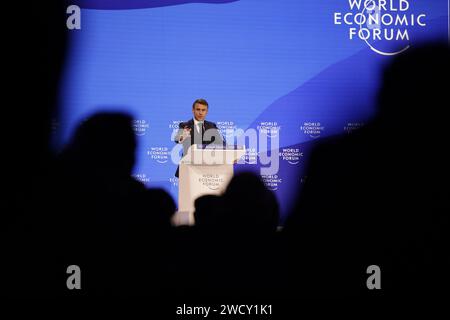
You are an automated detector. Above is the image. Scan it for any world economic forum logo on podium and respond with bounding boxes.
[334,0,427,56]
[199,174,224,191]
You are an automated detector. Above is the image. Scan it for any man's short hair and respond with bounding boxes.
[192,98,209,109]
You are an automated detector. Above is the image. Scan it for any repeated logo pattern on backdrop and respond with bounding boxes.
[59,0,448,222]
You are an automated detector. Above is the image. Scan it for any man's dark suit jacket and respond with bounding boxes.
[174,119,224,178]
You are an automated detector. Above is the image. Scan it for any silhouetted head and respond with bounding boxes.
[146,188,177,225]
[63,112,137,176]
[194,194,223,229]
[377,43,449,137]
[223,172,279,233]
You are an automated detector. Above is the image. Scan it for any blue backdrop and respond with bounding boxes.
[58,0,449,222]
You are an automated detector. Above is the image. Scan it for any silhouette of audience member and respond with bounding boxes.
[222,172,279,234]
[173,172,281,299]
[194,194,224,231]
[283,43,449,298]
[220,173,281,298]
[44,112,176,296]
[1,2,68,297]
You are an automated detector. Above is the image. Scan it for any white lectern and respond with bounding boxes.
[174,144,245,225]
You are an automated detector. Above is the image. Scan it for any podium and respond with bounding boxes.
[175,144,246,225]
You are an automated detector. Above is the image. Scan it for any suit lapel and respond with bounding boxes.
[188,119,216,145]
[186,119,195,145]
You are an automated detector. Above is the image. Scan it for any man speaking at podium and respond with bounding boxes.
[174,98,224,177]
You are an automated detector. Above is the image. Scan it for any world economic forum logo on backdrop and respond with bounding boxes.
[147,146,170,164]
[344,122,365,134]
[261,174,283,191]
[257,122,281,138]
[216,121,236,133]
[169,120,183,130]
[133,173,150,184]
[243,147,258,164]
[301,122,325,139]
[169,177,178,188]
[334,0,427,55]
[132,119,150,136]
[280,148,304,165]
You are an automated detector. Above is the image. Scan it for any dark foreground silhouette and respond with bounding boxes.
[1,1,448,299]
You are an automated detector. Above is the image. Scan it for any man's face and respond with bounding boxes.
[192,103,208,121]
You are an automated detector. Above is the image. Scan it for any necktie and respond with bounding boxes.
[198,121,204,143]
